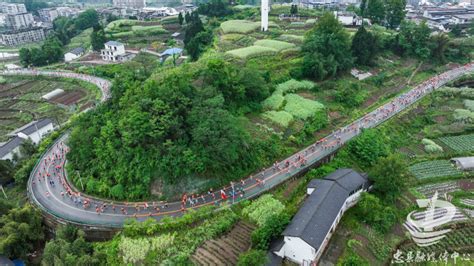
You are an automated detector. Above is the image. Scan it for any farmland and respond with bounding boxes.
[408,160,463,179]
[439,134,474,152]
[0,76,97,141]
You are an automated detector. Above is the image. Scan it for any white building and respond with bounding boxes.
[101,41,135,62]
[1,119,55,161]
[38,8,59,23]
[5,13,34,30]
[0,27,45,47]
[271,169,371,265]
[0,3,27,15]
[112,0,146,9]
[64,47,85,62]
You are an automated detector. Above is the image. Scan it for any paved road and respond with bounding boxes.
[22,63,474,228]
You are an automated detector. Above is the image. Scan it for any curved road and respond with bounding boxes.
[16,63,474,228]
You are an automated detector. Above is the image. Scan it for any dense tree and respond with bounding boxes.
[397,20,431,59]
[450,24,462,37]
[19,48,31,67]
[53,16,76,45]
[74,9,99,31]
[198,0,233,17]
[366,0,385,25]
[351,26,378,66]
[430,33,450,63]
[290,4,298,15]
[19,36,63,67]
[24,0,48,12]
[91,25,107,51]
[19,139,37,159]
[335,82,365,107]
[369,154,408,203]
[184,12,213,61]
[42,225,100,266]
[178,12,184,25]
[301,12,352,80]
[68,57,275,199]
[354,193,398,233]
[360,0,368,16]
[0,160,14,185]
[184,12,191,24]
[237,250,268,266]
[385,0,406,29]
[347,129,388,169]
[0,204,44,259]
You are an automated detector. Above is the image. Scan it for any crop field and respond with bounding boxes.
[0,77,95,141]
[277,34,304,44]
[438,134,474,152]
[408,160,463,179]
[284,94,325,120]
[253,39,296,52]
[105,19,167,39]
[225,45,276,59]
[262,110,294,128]
[220,20,261,34]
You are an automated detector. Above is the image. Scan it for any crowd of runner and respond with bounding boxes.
[28,62,474,221]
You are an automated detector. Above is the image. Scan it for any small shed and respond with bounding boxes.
[64,47,85,62]
[451,157,474,171]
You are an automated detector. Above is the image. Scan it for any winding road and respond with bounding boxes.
[7,63,474,228]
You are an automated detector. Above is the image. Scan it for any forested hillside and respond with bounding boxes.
[67,57,282,199]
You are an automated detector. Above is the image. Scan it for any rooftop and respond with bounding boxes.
[8,118,54,137]
[105,40,124,47]
[161,47,183,56]
[67,47,85,56]
[283,169,369,249]
[0,136,23,159]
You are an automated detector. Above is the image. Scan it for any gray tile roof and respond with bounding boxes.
[283,169,369,250]
[68,47,85,56]
[105,40,123,47]
[12,118,53,136]
[0,136,24,159]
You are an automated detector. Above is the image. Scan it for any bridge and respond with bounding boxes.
[8,64,474,233]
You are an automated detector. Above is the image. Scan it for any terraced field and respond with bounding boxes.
[191,221,255,265]
[0,76,95,141]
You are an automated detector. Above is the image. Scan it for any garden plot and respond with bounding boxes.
[460,198,474,207]
[220,20,260,34]
[438,134,474,152]
[409,160,462,179]
[284,94,324,120]
[262,110,294,128]
[253,39,296,52]
[416,181,461,197]
[49,90,86,106]
[225,45,276,60]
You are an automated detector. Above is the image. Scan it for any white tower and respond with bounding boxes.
[261,0,269,31]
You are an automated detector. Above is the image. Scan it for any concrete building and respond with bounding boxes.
[64,47,85,62]
[0,3,27,15]
[5,13,34,30]
[0,27,45,46]
[101,41,135,62]
[271,169,371,265]
[38,8,59,23]
[112,0,146,9]
[261,0,269,31]
[1,119,55,161]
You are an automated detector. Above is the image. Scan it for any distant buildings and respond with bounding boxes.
[112,0,146,9]
[0,3,27,15]
[271,169,371,264]
[407,6,474,32]
[38,8,59,23]
[0,119,55,161]
[101,41,135,62]
[0,27,45,47]
[64,47,85,62]
[5,13,34,30]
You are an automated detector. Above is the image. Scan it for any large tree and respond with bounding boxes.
[397,20,431,59]
[369,154,408,203]
[385,0,406,29]
[430,33,450,63]
[366,0,386,25]
[301,12,352,80]
[74,9,99,31]
[0,204,44,259]
[351,26,378,66]
[91,25,107,51]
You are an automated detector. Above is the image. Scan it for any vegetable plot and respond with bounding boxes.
[409,160,462,179]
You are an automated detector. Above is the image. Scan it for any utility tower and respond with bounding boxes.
[261,0,269,31]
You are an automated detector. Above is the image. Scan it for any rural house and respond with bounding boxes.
[101,41,135,62]
[271,169,371,265]
[64,47,85,62]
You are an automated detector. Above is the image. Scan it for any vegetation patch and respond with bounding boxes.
[408,160,463,179]
[421,138,443,153]
[262,93,285,110]
[284,94,325,120]
[225,45,276,59]
[275,79,314,94]
[278,34,304,44]
[253,39,296,52]
[262,111,294,128]
[438,134,474,152]
[220,20,261,34]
